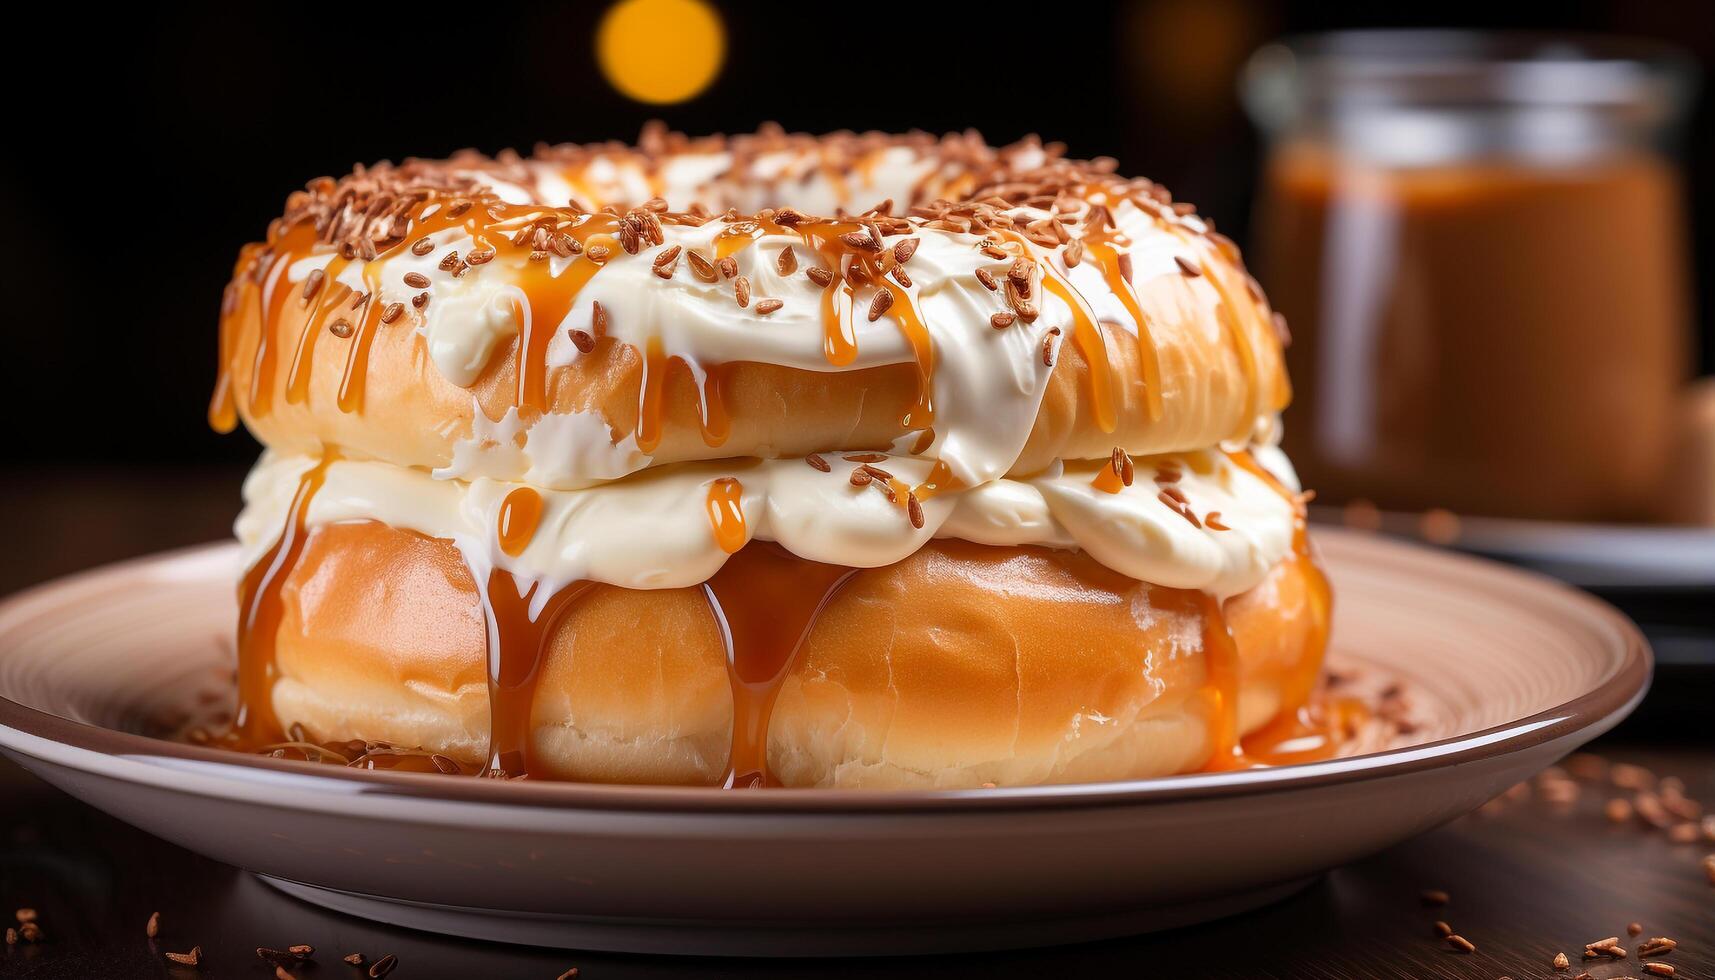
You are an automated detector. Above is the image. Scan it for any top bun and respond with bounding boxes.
[213,126,1290,488]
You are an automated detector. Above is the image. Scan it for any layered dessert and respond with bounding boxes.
[210,127,1338,788]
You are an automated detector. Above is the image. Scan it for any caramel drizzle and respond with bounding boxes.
[284,260,349,406]
[1083,237,1165,422]
[208,244,260,434]
[702,544,854,787]
[336,263,387,414]
[228,198,1185,468]
[1182,450,1346,770]
[715,215,931,426]
[1090,464,1127,494]
[1225,451,1347,766]
[244,234,309,419]
[1037,273,1117,434]
[496,486,544,558]
[478,571,594,775]
[998,230,1119,435]
[1196,592,1246,771]
[797,223,863,368]
[510,218,619,416]
[1193,248,1262,441]
[233,195,633,426]
[881,279,935,429]
[704,478,747,554]
[914,458,965,502]
[231,452,336,742]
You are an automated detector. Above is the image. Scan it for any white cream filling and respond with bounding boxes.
[237,447,1295,607]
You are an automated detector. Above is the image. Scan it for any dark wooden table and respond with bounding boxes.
[2,469,1712,980]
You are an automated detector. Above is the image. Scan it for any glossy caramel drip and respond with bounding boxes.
[1195,250,1262,437]
[631,341,735,451]
[1196,592,1247,771]
[1084,238,1165,422]
[1237,518,1348,765]
[1173,450,1351,770]
[702,544,855,787]
[478,572,593,775]
[514,218,620,415]
[1091,465,1126,494]
[697,362,733,447]
[914,458,965,501]
[246,231,314,418]
[208,248,255,434]
[1038,273,1118,434]
[496,487,544,558]
[796,222,864,367]
[284,261,351,406]
[713,220,769,259]
[881,280,935,430]
[994,229,1119,436]
[231,452,337,742]
[1223,450,1353,765]
[636,336,669,454]
[704,478,747,554]
[207,370,238,433]
[908,428,936,456]
[336,264,387,413]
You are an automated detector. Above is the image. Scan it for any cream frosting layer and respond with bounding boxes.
[237,447,1296,608]
[268,156,1244,491]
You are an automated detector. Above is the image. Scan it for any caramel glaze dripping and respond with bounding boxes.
[284,262,351,406]
[704,478,747,554]
[244,229,314,419]
[208,244,264,433]
[483,481,597,776]
[997,230,1119,435]
[702,543,855,787]
[230,452,337,742]
[1226,450,1352,766]
[636,336,669,454]
[712,214,935,431]
[880,280,935,429]
[496,487,544,558]
[914,457,965,502]
[1083,237,1165,422]
[478,572,595,776]
[515,219,621,416]
[1090,464,1127,494]
[1194,251,1263,441]
[336,264,387,413]
[1187,450,1348,770]
[1196,592,1247,771]
[230,195,634,425]
[221,462,1342,782]
[1037,273,1117,435]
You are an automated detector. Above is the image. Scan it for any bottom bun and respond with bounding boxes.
[268,521,1329,788]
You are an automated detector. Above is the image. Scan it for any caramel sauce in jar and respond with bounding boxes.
[1245,34,1695,521]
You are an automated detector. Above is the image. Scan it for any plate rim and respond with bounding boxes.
[1309,505,1715,589]
[0,531,1651,816]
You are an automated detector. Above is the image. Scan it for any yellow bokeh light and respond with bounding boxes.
[596,0,726,104]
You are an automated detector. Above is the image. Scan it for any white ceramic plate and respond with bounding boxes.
[0,531,1649,956]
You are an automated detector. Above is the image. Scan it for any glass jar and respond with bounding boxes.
[1242,32,1698,522]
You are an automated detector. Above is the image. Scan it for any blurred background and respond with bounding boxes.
[1,1,1711,713]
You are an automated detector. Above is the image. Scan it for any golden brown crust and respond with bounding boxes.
[271,522,1325,788]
